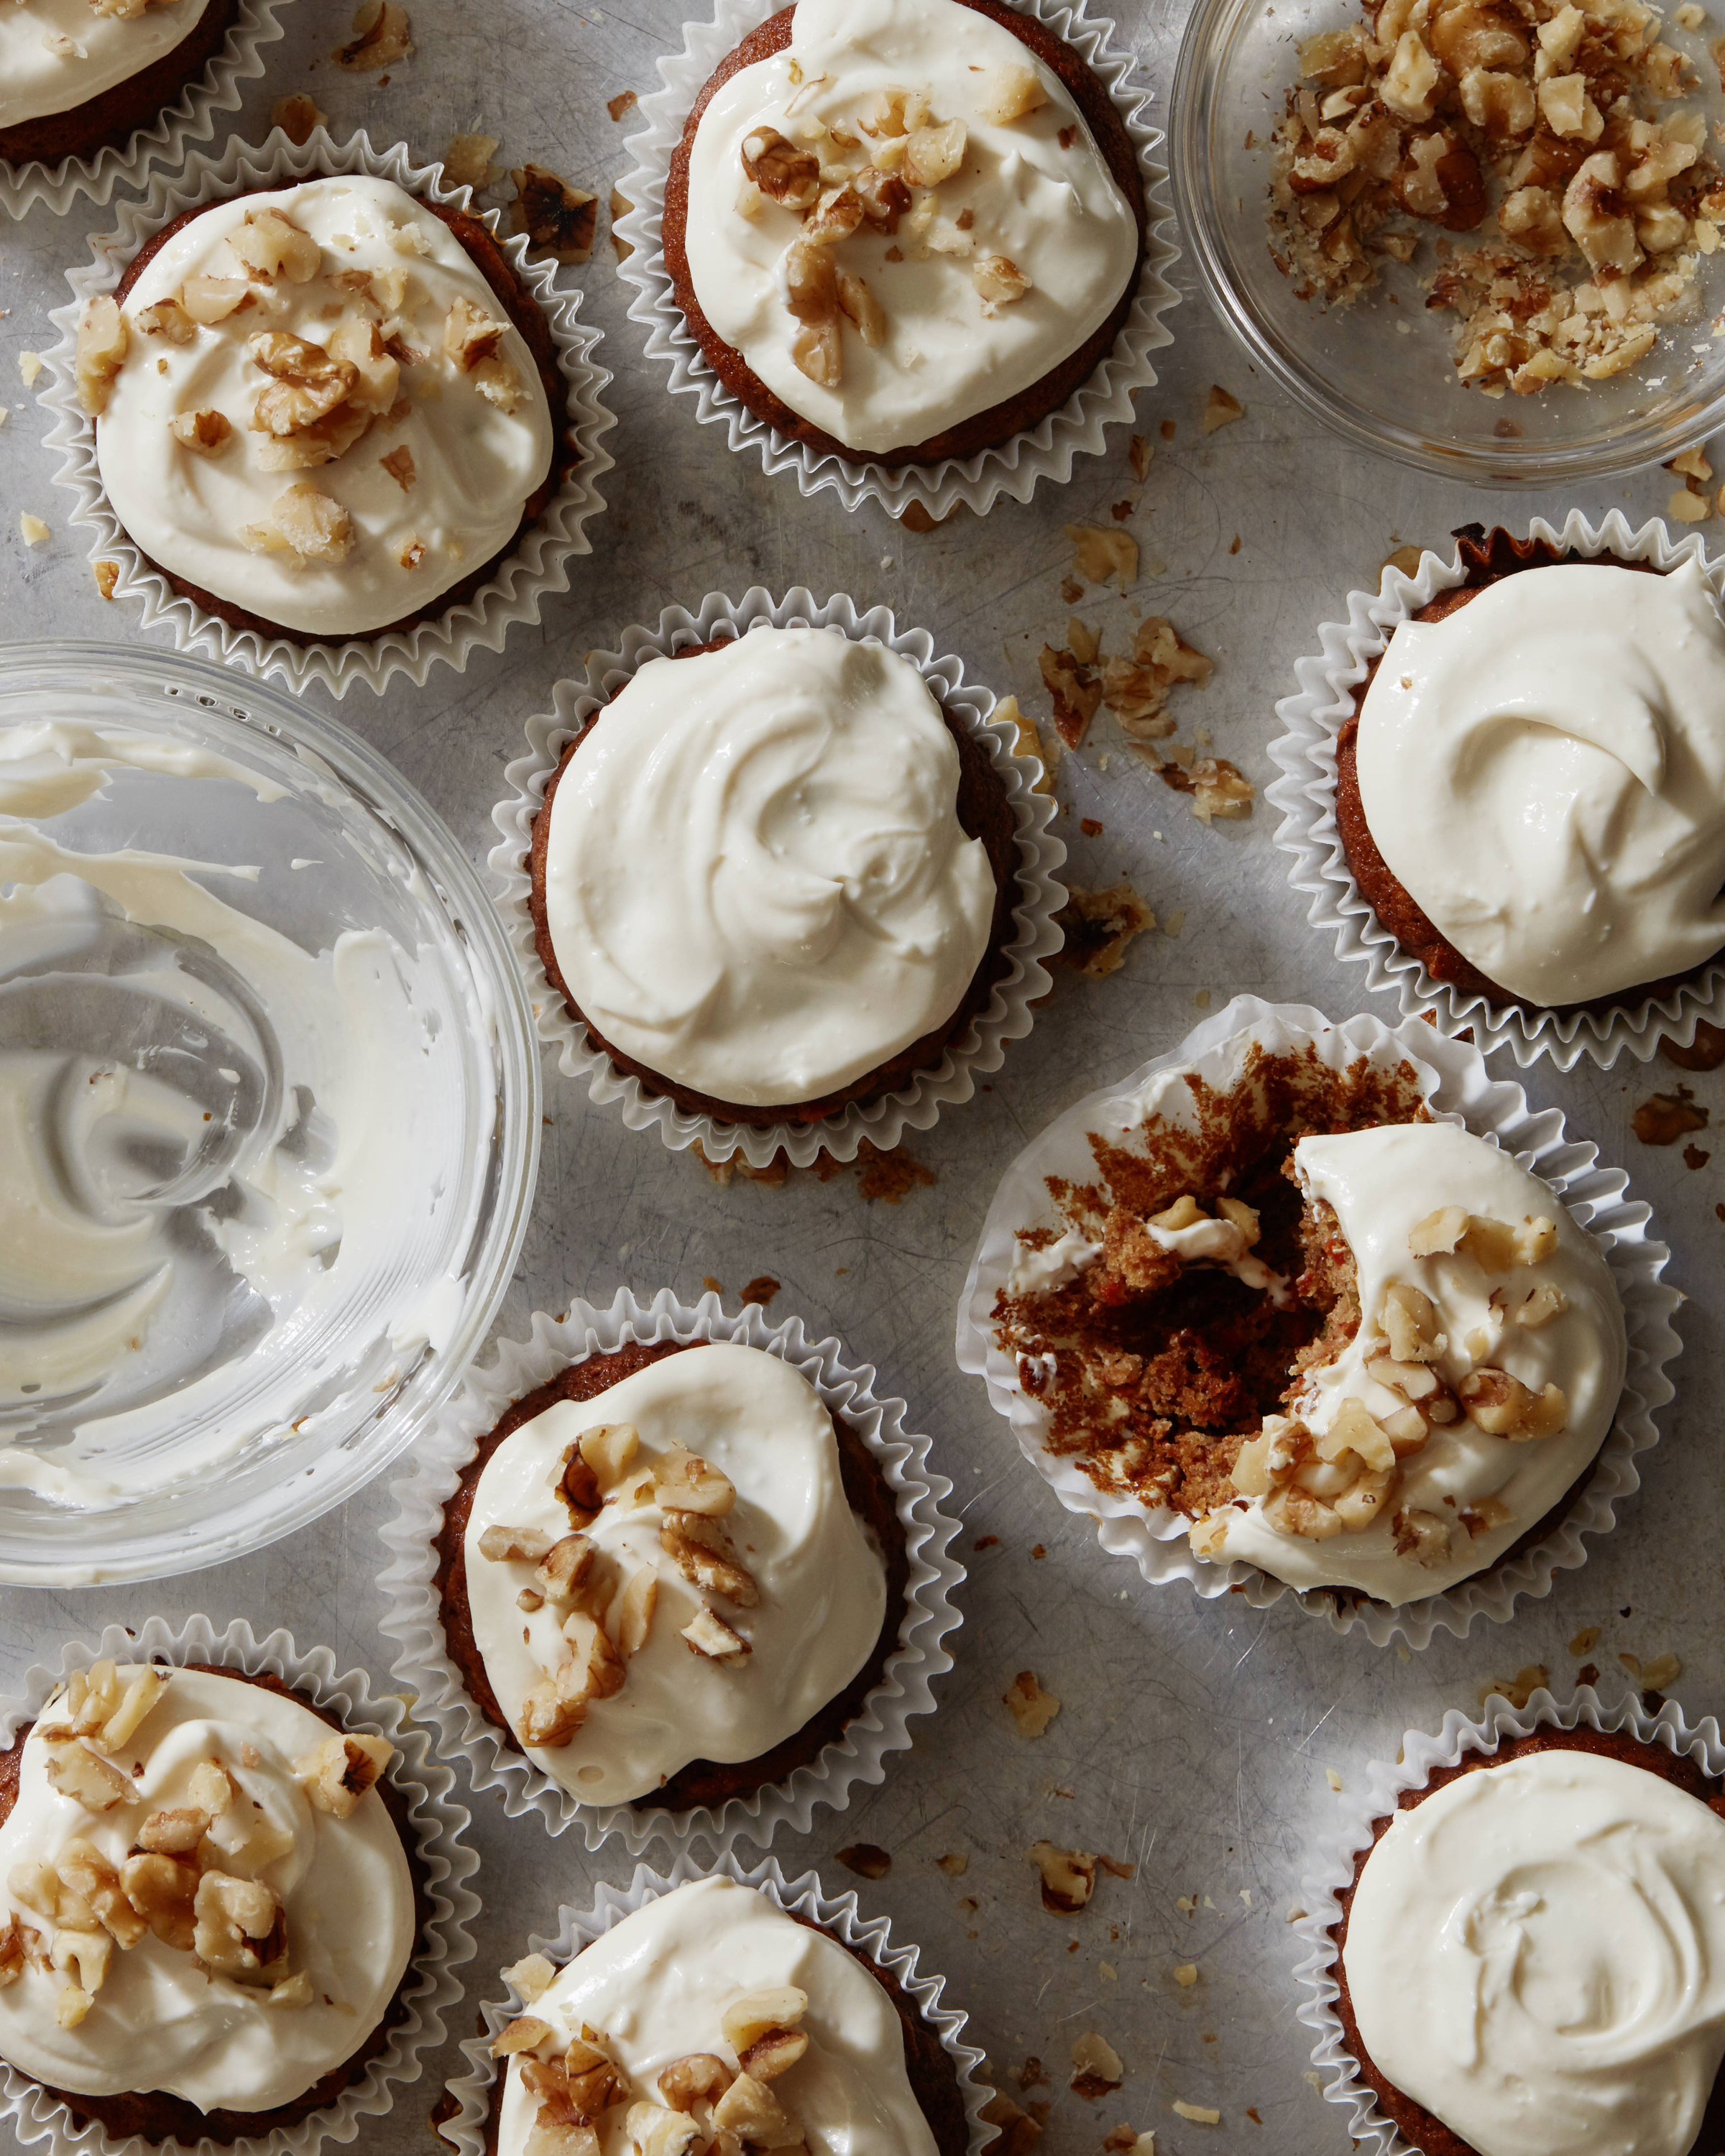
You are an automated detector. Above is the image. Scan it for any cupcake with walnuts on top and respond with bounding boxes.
[1,0,240,179]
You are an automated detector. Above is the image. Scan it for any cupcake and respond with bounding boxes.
[70,168,571,648]
[0,0,237,175]
[482,1875,968,2155]
[433,1335,908,1815]
[661,0,1146,468]
[988,1033,1627,1609]
[1332,1723,1725,2156]
[1335,528,1725,1020]
[0,1653,426,2144]
[528,622,1020,1132]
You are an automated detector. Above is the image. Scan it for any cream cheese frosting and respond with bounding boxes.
[0,0,204,133]
[0,719,487,1509]
[1343,1746,1725,2156]
[495,1877,941,2156]
[1356,558,1725,1005]
[1191,1121,1627,1603]
[540,625,997,1107]
[681,0,1141,455]
[0,1664,415,2113]
[92,174,555,639]
[462,1342,888,1805]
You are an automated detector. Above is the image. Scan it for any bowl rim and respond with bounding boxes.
[1169,0,1725,485]
[0,639,542,1585]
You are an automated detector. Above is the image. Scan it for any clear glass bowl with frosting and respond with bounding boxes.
[0,642,539,1585]
[1172,0,1725,483]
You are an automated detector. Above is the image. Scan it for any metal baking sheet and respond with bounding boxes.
[0,1,1714,2147]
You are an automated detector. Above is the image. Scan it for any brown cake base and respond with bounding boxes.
[528,636,1024,1130]
[1335,526,1721,1018]
[101,178,575,650]
[0,0,237,171]
[1333,1725,1725,2156]
[434,1338,911,1814]
[662,0,1148,467]
[0,1663,432,2150]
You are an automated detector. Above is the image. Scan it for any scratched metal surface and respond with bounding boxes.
[0,0,1719,2147]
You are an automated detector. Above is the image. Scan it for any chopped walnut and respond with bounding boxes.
[193,1871,282,1981]
[379,444,415,489]
[504,1950,558,2002]
[492,2012,553,2055]
[93,559,121,599]
[136,298,196,345]
[443,132,501,190]
[180,275,252,325]
[653,1443,736,1516]
[334,0,413,70]
[1457,1366,1569,1437]
[479,1524,554,1563]
[1101,617,1213,745]
[712,2073,800,2148]
[661,1511,759,1606]
[295,1730,393,1816]
[742,126,822,208]
[978,61,1049,125]
[1029,1841,1098,1913]
[75,296,129,416]
[1065,523,1138,586]
[247,482,354,564]
[1200,384,1246,432]
[509,163,598,262]
[837,271,888,345]
[660,2054,736,2111]
[1052,882,1156,977]
[1004,1669,1062,1736]
[45,1741,132,1812]
[443,295,507,372]
[973,254,1032,308]
[681,1604,753,1664]
[229,208,321,284]
[1070,2032,1124,2096]
[906,116,967,185]
[625,2104,702,2156]
[170,409,232,455]
[271,93,328,145]
[786,236,843,387]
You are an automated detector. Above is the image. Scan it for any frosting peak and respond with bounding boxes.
[1356,558,1725,1005]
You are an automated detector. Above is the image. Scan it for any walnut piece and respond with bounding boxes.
[510,163,598,262]
[973,254,1032,308]
[229,207,321,284]
[659,2054,736,2111]
[786,236,843,387]
[246,482,355,564]
[711,2073,803,2149]
[625,2105,702,2156]
[136,298,196,345]
[45,1741,132,1812]
[681,1605,752,1664]
[1030,1841,1098,1913]
[978,61,1049,125]
[1065,523,1138,586]
[1457,1367,1569,1437]
[742,126,822,208]
[721,1985,809,2054]
[75,296,129,416]
[906,117,967,185]
[271,93,327,145]
[192,1871,282,1980]
[334,0,413,70]
[295,1730,393,1815]
[443,295,507,372]
[170,409,232,455]
[660,1511,759,1606]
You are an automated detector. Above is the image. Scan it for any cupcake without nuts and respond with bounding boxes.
[72,170,573,647]
[663,0,1146,466]
[1333,1723,1725,2156]
[482,1876,967,2155]
[0,0,237,175]
[990,1038,1627,1608]
[0,1655,426,2145]
[434,1336,909,1816]
[1335,528,1725,1021]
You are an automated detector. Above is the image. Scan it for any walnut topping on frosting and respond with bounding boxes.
[230,207,322,285]
[75,297,129,416]
[243,482,354,563]
[170,408,233,455]
[295,1730,395,1817]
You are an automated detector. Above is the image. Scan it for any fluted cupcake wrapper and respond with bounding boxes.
[489,585,1066,1169]
[39,126,615,699]
[955,993,1682,1650]
[0,1613,479,2156]
[434,1846,994,2156]
[1266,508,1725,1069]
[377,1287,966,1858]
[1292,1683,1725,2155]
[612,0,1179,520]
[0,0,288,219]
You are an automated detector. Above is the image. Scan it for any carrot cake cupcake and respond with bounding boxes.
[663,0,1146,464]
[1336,529,1725,1015]
[72,170,568,645]
[990,1040,1627,1606]
[529,623,1018,1128]
[1335,1726,1725,2156]
[0,1656,423,2144]
[485,1876,967,2155]
[435,1337,907,1814]
[0,0,236,173]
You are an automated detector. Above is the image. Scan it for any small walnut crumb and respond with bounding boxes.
[680,1603,752,1664]
[1066,522,1138,586]
[502,1952,557,2003]
[1053,882,1156,977]
[607,88,638,121]
[1039,642,1101,749]
[1004,1669,1062,1736]
[1479,1662,1549,1710]
[380,444,415,489]
[1200,384,1245,432]
[937,1851,970,1877]
[1173,2102,1221,2126]
[270,93,326,144]
[18,351,43,389]
[974,253,1033,308]
[93,559,120,599]
[1174,1962,1199,1986]
[442,132,501,190]
[1641,1650,1683,1689]
[1129,433,1152,481]
[399,536,426,569]
[510,163,598,262]
[75,297,128,415]
[1669,487,1711,522]
[1071,2032,1124,2099]
[18,513,49,548]
[334,0,413,70]
[1030,1841,1098,1912]
[169,408,232,455]
[837,1843,893,1880]
[1569,1625,1601,1654]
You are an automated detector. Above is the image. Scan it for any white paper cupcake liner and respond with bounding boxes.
[1293,1683,1724,2155]
[1266,510,1725,1069]
[954,993,1682,1650]
[0,1613,479,2156]
[490,586,1067,1169]
[612,0,1179,520]
[0,0,288,221]
[39,125,615,701]
[377,1286,966,1857]
[433,1847,993,2156]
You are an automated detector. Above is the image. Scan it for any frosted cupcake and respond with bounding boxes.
[1,0,237,175]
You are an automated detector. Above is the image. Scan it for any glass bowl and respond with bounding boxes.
[0,643,539,1585]
[1171,0,1725,484]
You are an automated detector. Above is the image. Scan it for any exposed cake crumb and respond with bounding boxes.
[1052,881,1156,976]
[1004,1669,1062,1736]
[510,164,597,262]
[1266,0,1725,395]
[854,1140,935,1202]
[334,0,412,69]
[270,93,327,145]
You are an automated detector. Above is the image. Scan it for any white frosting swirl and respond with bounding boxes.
[0,0,203,132]
[497,1877,940,2156]
[96,175,555,639]
[1196,1122,1626,1603]
[0,1667,415,2113]
[464,1342,888,1805]
[540,625,997,1107]
[682,0,1141,455]
[1344,1746,1725,2156]
[1356,558,1725,1005]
